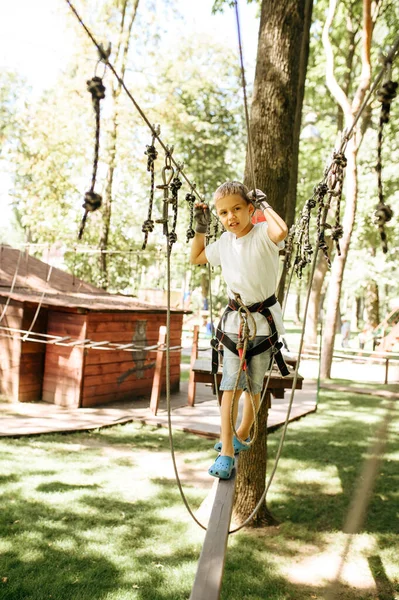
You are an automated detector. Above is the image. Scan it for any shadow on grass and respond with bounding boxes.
[37,481,100,493]
[266,389,398,535]
[32,423,214,455]
[0,486,198,600]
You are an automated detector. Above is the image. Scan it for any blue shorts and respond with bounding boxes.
[219,334,272,394]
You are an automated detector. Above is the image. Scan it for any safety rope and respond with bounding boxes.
[234,0,257,194]
[164,194,207,532]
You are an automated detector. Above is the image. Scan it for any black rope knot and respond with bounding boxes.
[315,182,328,197]
[83,190,102,212]
[185,192,196,203]
[307,198,317,210]
[86,76,106,102]
[171,177,183,195]
[186,229,195,242]
[333,152,347,168]
[375,203,393,224]
[168,231,177,246]
[331,224,343,240]
[377,80,398,123]
[145,144,158,170]
[145,147,158,170]
[142,218,155,234]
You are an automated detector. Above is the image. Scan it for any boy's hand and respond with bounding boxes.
[194,203,211,233]
[248,188,270,211]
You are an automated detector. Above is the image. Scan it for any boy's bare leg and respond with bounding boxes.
[236,391,261,440]
[220,389,242,457]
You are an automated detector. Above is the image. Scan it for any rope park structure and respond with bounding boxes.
[0,0,397,598]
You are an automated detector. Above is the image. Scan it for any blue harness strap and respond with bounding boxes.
[211,294,289,377]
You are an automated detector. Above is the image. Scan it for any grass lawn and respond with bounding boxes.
[0,389,398,600]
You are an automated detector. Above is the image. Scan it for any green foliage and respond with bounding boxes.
[211,0,260,15]
[296,0,399,313]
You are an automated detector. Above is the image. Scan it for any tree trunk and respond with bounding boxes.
[237,0,313,527]
[304,237,332,348]
[244,0,313,224]
[233,393,277,526]
[364,280,379,327]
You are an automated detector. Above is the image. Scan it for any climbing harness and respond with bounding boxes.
[211,294,289,378]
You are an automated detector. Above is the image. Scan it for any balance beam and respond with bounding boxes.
[189,456,239,600]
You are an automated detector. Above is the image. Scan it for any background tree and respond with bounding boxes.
[320,0,378,378]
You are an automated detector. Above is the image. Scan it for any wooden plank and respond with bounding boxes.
[190,456,239,600]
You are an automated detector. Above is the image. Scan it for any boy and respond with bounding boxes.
[190,181,288,479]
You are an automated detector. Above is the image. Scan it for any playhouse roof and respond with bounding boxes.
[0,245,184,313]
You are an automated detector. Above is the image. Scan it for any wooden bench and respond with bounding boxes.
[189,356,303,406]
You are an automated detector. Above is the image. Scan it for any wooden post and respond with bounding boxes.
[188,325,199,406]
[384,358,389,385]
[190,457,239,600]
[150,325,167,415]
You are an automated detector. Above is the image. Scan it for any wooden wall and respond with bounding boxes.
[81,311,183,407]
[19,306,48,402]
[42,311,86,407]
[0,301,23,402]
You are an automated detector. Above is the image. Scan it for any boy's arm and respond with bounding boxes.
[249,189,288,244]
[190,203,211,265]
[190,232,208,265]
[261,205,288,244]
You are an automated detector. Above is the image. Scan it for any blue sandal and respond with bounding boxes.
[214,436,251,454]
[208,455,235,479]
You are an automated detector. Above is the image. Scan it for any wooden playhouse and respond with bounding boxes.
[0,246,185,407]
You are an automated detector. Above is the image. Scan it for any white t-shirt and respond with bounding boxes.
[205,222,285,336]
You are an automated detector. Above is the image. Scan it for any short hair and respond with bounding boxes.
[213,181,250,205]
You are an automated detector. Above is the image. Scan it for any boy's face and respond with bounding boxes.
[215,193,254,238]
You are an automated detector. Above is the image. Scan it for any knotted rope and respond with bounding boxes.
[374,76,397,253]
[78,75,106,240]
[142,126,160,249]
[168,166,183,250]
[185,189,196,242]
[326,151,347,256]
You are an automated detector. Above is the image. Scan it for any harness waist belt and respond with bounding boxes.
[211,293,289,377]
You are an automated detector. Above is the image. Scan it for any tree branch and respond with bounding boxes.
[322,0,352,120]
[352,0,372,115]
